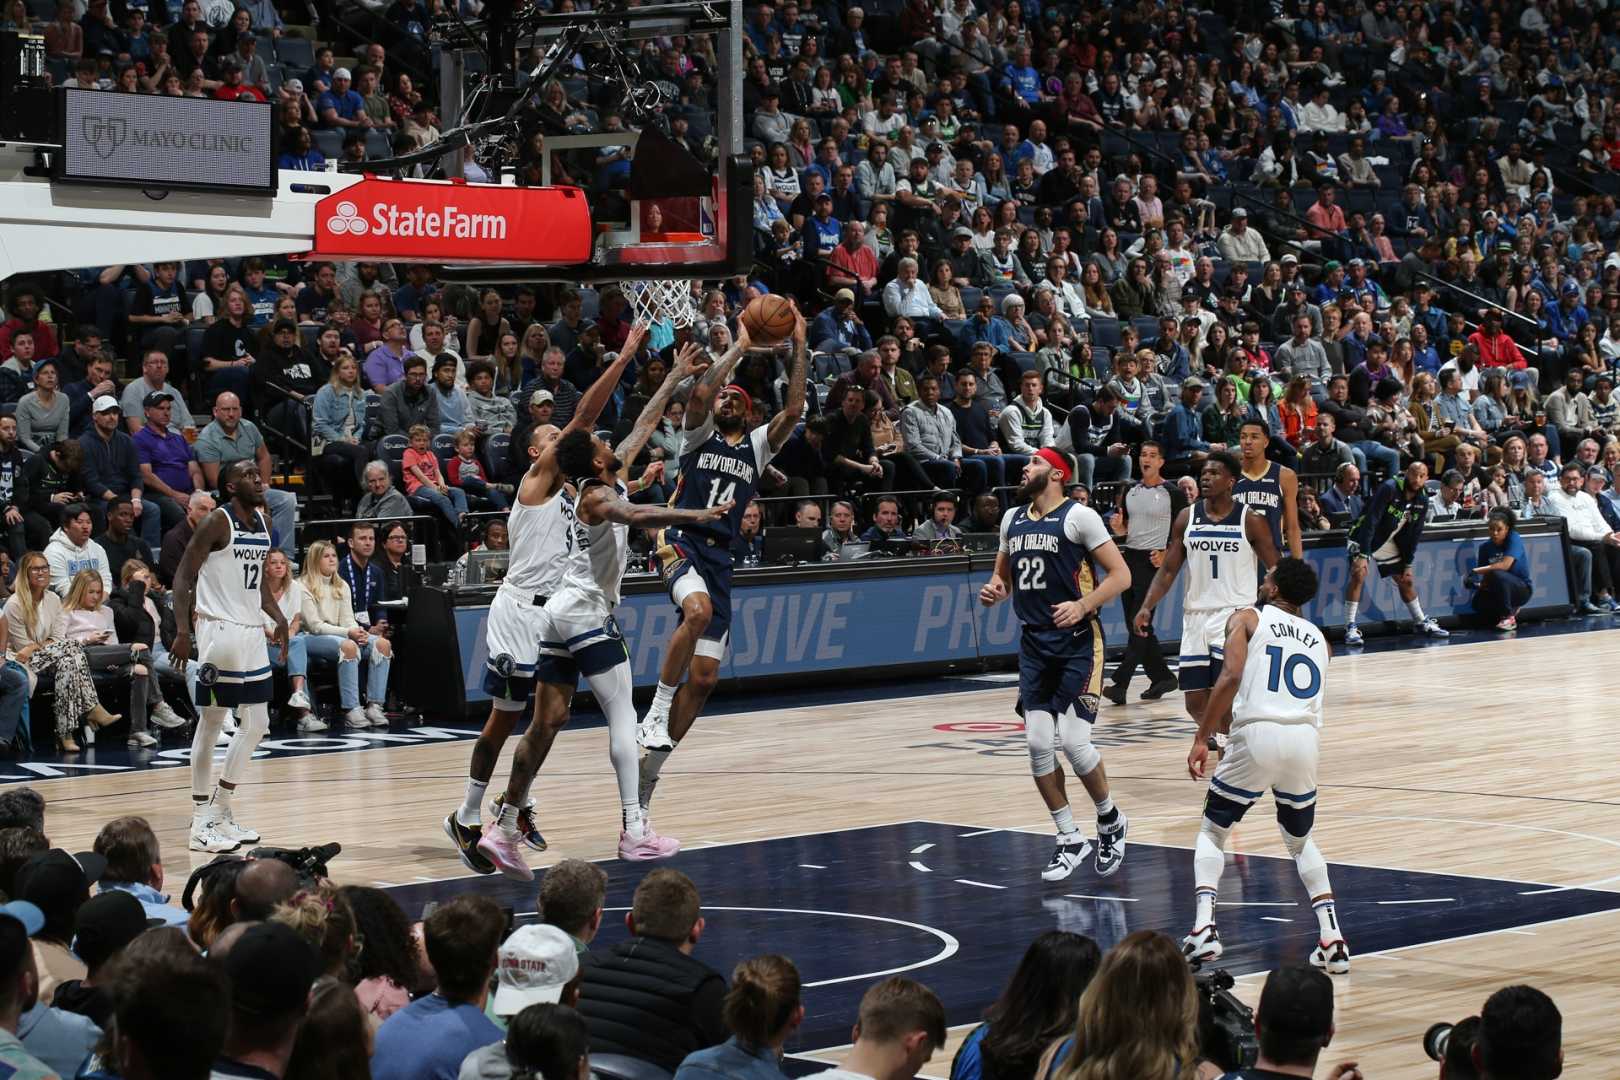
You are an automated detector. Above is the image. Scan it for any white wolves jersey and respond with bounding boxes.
[194,507,271,627]
[1183,501,1257,612]
[503,487,580,596]
[1233,605,1328,730]
[674,415,777,546]
[558,478,632,608]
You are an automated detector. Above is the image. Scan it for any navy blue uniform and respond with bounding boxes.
[655,417,778,649]
[1234,459,1286,552]
[1001,499,1115,719]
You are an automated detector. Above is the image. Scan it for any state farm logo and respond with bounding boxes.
[326,201,369,236]
[323,199,508,241]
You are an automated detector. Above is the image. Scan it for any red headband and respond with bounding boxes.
[1035,447,1072,483]
[722,384,754,415]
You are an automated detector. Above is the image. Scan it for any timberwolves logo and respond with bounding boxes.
[603,616,623,641]
[82,117,128,160]
[491,653,517,678]
[195,663,219,687]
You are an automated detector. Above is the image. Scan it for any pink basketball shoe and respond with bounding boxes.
[476,825,534,881]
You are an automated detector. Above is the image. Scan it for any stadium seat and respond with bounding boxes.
[483,431,511,480]
[275,36,314,68]
[364,130,393,158]
[1091,317,1122,350]
[362,394,382,441]
[431,433,458,465]
[313,129,344,161]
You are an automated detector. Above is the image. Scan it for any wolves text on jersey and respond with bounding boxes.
[1187,536,1243,554]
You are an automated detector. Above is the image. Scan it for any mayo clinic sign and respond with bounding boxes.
[57,88,277,194]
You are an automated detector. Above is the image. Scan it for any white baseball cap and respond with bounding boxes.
[92,395,120,413]
[492,924,579,1016]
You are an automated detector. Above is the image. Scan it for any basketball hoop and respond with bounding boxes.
[621,276,698,328]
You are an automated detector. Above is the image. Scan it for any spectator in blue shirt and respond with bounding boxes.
[1468,507,1533,631]
[958,300,1014,353]
[278,127,327,171]
[809,291,873,354]
[1162,378,1213,467]
[372,895,505,1080]
[674,956,804,1080]
[316,68,369,130]
[999,44,1042,109]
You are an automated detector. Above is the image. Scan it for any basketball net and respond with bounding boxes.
[621,277,698,329]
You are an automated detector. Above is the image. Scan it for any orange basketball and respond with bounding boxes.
[741,294,796,344]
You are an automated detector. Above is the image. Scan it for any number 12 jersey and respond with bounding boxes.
[194,507,271,627]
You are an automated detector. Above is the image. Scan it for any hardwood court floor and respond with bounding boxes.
[31,629,1620,1078]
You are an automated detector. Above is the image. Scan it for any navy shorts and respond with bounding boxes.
[655,528,734,645]
[1016,627,1104,721]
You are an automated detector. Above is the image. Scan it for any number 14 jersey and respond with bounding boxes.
[674,415,777,549]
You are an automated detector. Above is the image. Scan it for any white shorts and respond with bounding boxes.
[483,586,627,703]
[194,618,272,708]
[1207,721,1320,828]
[1179,606,1242,692]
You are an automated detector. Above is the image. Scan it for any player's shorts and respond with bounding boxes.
[1015,626,1104,721]
[535,588,630,687]
[1179,606,1242,692]
[1351,551,1409,579]
[483,585,547,704]
[654,527,732,660]
[1204,720,1320,829]
[193,618,272,708]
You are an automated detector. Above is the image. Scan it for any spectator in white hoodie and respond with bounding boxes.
[998,371,1056,453]
[44,504,111,597]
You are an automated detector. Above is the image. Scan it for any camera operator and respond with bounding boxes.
[1219,966,1360,1080]
[1422,1015,1479,1079]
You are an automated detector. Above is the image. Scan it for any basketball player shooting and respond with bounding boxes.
[979,448,1133,881]
[635,301,810,817]
[1133,452,1278,745]
[1181,557,1349,976]
[170,459,288,854]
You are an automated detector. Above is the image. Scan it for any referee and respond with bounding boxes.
[1104,441,1186,705]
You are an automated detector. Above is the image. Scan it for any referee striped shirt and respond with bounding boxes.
[1121,480,1182,551]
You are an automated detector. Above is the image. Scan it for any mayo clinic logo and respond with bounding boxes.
[326,201,370,236]
[82,116,128,159]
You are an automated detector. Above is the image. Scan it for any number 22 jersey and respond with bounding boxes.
[999,500,1114,632]
[673,415,777,548]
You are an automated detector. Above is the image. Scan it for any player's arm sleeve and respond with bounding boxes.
[997,506,1018,553]
[750,424,778,471]
[1063,502,1114,550]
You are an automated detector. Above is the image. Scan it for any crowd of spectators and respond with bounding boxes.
[0,786,1564,1080]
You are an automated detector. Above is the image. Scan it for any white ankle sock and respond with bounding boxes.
[1344,600,1359,625]
[1314,899,1340,939]
[651,681,677,714]
[211,786,233,811]
[1050,805,1077,836]
[1407,598,1426,622]
[458,778,487,826]
[623,804,646,838]
[1195,889,1216,927]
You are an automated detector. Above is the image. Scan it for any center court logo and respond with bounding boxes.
[325,200,508,241]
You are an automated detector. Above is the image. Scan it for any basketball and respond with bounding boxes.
[741,294,796,344]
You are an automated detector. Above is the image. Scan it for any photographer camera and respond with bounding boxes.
[1217,966,1361,1080]
[1422,1016,1479,1079]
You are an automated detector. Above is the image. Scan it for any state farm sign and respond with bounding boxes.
[308,177,592,264]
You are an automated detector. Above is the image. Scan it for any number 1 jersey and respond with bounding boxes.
[999,500,1114,631]
[674,415,777,548]
[194,507,271,627]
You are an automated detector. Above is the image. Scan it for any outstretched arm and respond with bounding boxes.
[1135,507,1190,632]
[616,341,708,466]
[168,510,232,666]
[685,328,753,430]
[561,322,646,438]
[579,484,733,529]
[766,304,810,452]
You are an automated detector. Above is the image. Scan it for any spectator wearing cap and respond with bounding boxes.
[0,900,52,1080]
[48,889,148,1031]
[119,350,193,436]
[1217,207,1270,265]
[317,67,369,131]
[478,922,582,1047]
[15,849,102,1006]
[15,358,67,455]
[210,921,320,1080]
[1544,280,1589,342]
[1470,309,1532,372]
[90,816,188,929]
[1160,379,1213,472]
[132,392,200,535]
[213,56,266,102]
[373,895,505,1080]
[810,289,873,355]
[77,397,162,549]
[578,869,726,1073]
[504,391,556,483]
[253,317,325,449]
